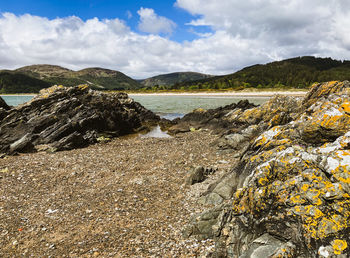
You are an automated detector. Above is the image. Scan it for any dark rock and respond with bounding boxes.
[0,96,10,110]
[168,100,257,134]
[0,85,160,154]
[9,133,34,153]
[185,166,217,185]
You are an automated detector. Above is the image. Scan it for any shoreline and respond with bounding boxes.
[1,91,307,98]
[0,94,37,96]
[129,91,307,97]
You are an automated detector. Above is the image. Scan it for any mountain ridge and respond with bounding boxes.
[2,56,350,93]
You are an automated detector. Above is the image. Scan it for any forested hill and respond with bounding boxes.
[0,65,141,93]
[173,56,350,90]
[0,71,52,93]
[140,72,213,87]
[2,57,350,93]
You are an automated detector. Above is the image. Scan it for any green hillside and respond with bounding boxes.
[9,65,141,92]
[0,71,51,93]
[141,72,213,88]
[174,56,350,90]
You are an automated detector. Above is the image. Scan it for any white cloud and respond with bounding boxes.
[137,7,176,35]
[1,1,350,79]
[176,0,350,61]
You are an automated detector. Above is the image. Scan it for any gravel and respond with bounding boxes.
[0,130,236,257]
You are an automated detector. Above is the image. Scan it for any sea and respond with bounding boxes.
[1,94,269,119]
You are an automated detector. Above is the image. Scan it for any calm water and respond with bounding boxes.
[1,95,36,106]
[1,94,269,116]
[130,95,268,116]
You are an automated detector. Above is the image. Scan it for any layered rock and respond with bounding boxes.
[0,85,160,153]
[185,81,350,257]
[169,100,256,134]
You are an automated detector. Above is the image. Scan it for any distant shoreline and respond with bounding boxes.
[128,91,307,97]
[0,94,37,96]
[0,90,308,98]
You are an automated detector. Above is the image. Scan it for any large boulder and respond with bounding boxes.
[186,81,350,257]
[0,85,160,153]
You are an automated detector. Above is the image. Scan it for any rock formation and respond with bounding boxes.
[168,100,257,134]
[184,81,350,257]
[0,85,160,154]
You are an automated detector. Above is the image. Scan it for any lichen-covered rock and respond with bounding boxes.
[0,85,160,153]
[186,81,350,257]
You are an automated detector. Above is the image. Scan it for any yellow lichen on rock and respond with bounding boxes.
[332,239,348,255]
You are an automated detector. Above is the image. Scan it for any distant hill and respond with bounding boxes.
[0,71,51,93]
[141,72,213,87]
[175,56,350,90]
[2,57,350,93]
[0,65,141,93]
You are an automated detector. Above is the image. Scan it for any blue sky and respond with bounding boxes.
[0,0,349,78]
[0,0,209,42]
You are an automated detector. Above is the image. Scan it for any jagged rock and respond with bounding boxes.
[9,133,34,153]
[185,81,350,257]
[169,100,257,134]
[0,96,10,110]
[185,166,217,185]
[0,85,160,153]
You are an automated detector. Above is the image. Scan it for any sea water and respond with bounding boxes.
[1,94,269,117]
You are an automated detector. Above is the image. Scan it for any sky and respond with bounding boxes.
[0,0,350,79]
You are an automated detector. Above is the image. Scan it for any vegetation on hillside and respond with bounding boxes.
[169,56,350,90]
[12,65,140,91]
[140,72,213,88]
[0,71,51,93]
[1,57,350,93]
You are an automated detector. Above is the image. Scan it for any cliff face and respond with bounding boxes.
[184,81,350,257]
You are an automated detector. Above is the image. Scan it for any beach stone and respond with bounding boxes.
[186,166,205,185]
[185,166,217,185]
[0,85,160,153]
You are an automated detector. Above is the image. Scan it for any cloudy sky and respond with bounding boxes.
[0,0,349,78]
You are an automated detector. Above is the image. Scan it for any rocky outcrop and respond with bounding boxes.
[168,100,257,134]
[0,96,11,120]
[0,85,160,154]
[185,81,350,257]
[0,96,10,110]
